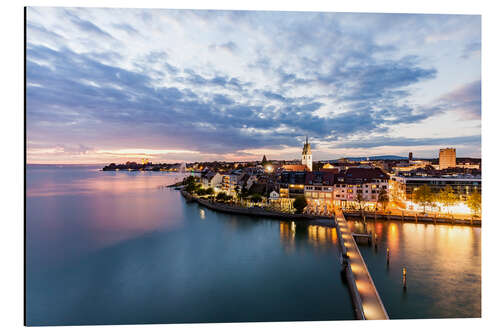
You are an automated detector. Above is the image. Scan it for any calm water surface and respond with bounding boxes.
[347,218,481,319]
[26,165,481,325]
[26,165,354,326]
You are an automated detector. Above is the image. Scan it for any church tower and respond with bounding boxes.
[301,136,312,171]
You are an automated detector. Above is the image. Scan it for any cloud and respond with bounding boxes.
[461,41,481,59]
[209,41,238,53]
[25,8,481,161]
[66,10,115,40]
[438,80,481,119]
[416,80,481,120]
[331,135,481,149]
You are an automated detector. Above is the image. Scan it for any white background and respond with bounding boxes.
[1,0,498,332]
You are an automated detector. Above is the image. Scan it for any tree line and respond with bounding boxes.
[412,185,481,216]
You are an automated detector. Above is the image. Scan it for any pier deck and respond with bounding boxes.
[335,210,389,320]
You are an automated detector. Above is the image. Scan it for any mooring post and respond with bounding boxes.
[386,247,390,264]
[402,267,407,289]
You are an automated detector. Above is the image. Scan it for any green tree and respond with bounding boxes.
[467,190,481,216]
[250,194,263,203]
[182,175,197,185]
[413,185,434,213]
[377,188,389,212]
[437,185,459,214]
[216,192,230,202]
[185,182,201,194]
[293,195,308,214]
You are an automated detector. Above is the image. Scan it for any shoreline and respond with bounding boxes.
[343,211,481,226]
[181,191,335,226]
[180,191,481,227]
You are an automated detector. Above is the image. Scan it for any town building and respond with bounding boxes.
[269,190,280,201]
[439,148,456,170]
[333,168,389,209]
[278,171,306,199]
[301,136,312,171]
[389,174,481,204]
[221,172,241,196]
[281,164,308,172]
[201,171,223,190]
[304,172,335,211]
[320,163,340,173]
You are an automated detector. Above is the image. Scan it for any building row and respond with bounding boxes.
[278,168,389,210]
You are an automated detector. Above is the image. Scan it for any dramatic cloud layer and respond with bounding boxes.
[26,8,481,163]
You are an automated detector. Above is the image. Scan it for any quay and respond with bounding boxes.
[335,210,389,320]
[343,211,481,226]
[181,191,335,226]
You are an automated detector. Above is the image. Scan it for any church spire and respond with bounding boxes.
[301,135,312,171]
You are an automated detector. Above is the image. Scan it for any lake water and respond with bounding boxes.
[26,165,354,326]
[26,165,481,325]
[347,218,481,319]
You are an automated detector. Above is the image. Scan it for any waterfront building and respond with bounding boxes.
[439,148,456,170]
[389,174,481,204]
[269,191,280,201]
[201,171,223,190]
[278,171,306,198]
[301,136,312,171]
[304,172,335,211]
[221,173,241,196]
[333,168,389,209]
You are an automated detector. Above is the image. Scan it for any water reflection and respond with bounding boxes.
[279,221,338,252]
[27,165,187,197]
[26,166,187,267]
[346,218,481,319]
[27,166,355,325]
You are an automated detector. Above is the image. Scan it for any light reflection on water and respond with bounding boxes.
[27,165,187,197]
[26,165,355,326]
[346,218,481,319]
[279,222,339,254]
[26,165,480,324]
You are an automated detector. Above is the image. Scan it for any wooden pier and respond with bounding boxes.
[335,210,389,320]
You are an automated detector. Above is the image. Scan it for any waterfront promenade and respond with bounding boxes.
[343,210,481,226]
[335,210,389,320]
[181,190,335,226]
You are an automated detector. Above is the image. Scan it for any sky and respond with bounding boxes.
[26,7,481,164]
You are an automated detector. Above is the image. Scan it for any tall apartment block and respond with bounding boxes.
[439,148,456,170]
